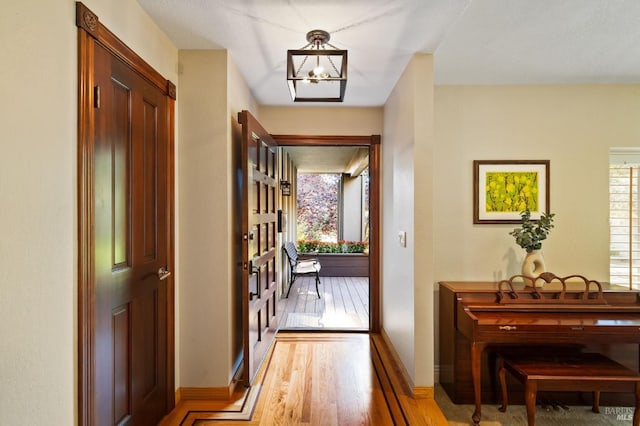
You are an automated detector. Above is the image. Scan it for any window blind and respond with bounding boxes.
[609,149,640,289]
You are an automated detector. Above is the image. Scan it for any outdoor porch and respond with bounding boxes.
[278,276,369,330]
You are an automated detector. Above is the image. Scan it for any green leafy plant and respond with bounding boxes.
[297,240,368,254]
[509,209,555,252]
[297,240,320,253]
[341,240,368,253]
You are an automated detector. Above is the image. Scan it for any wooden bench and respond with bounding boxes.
[498,351,640,426]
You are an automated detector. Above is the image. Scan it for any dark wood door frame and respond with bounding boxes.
[76,3,176,424]
[272,135,381,332]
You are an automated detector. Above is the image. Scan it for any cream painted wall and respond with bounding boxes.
[0,0,178,424]
[178,50,258,387]
[433,84,640,368]
[382,62,416,384]
[85,0,178,80]
[412,56,435,388]
[382,54,435,387]
[258,107,383,135]
[434,85,640,283]
[178,50,230,386]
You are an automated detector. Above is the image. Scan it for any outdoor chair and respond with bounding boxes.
[282,242,321,298]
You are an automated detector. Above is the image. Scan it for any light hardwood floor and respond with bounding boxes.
[278,276,369,330]
[160,333,448,425]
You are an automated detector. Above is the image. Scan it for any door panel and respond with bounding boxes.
[111,81,131,269]
[112,305,130,423]
[239,111,279,384]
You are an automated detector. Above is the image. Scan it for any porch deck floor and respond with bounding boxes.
[277,276,370,330]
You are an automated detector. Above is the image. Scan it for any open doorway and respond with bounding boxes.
[275,136,380,331]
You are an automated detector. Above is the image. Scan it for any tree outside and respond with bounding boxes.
[297,173,340,242]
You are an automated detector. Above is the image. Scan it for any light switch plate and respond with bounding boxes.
[398,231,406,247]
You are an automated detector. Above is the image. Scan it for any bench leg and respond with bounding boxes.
[314,272,321,299]
[592,390,600,413]
[285,274,297,298]
[524,380,537,426]
[498,357,508,412]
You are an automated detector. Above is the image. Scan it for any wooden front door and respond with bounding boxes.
[238,111,279,384]
[77,4,175,425]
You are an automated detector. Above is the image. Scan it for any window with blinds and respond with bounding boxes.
[609,149,640,289]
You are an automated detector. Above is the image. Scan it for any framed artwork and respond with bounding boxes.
[473,160,550,224]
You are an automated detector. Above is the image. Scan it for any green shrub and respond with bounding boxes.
[297,239,368,254]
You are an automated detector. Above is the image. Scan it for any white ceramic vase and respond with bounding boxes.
[522,249,546,285]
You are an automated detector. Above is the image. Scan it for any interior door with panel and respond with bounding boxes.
[238,110,279,384]
[93,42,171,425]
[77,4,175,424]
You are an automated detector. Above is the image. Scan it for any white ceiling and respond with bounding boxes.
[434,0,640,85]
[137,0,640,107]
[138,0,640,170]
[284,146,369,173]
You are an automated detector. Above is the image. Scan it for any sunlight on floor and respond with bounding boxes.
[278,276,370,330]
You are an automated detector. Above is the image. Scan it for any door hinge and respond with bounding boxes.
[94,86,100,109]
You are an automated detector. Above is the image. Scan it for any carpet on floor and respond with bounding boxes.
[434,384,634,426]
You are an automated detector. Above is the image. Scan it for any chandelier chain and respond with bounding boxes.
[327,56,340,76]
[295,55,309,76]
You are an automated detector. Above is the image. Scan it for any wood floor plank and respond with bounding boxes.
[323,278,336,315]
[352,276,370,309]
[346,280,357,311]
[346,277,369,321]
[279,276,369,330]
[309,343,338,426]
[337,277,352,314]
[162,333,447,425]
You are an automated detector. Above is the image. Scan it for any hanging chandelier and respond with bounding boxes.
[286,29,347,102]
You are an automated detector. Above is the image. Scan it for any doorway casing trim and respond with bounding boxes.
[273,134,381,332]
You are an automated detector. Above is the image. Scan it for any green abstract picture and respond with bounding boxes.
[485,172,539,213]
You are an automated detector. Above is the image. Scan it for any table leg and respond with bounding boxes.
[524,380,537,426]
[592,390,600,413]
[471,342,486,425]
[498,357,508,412]
[633,382,639,426]
[636,346,640,426]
